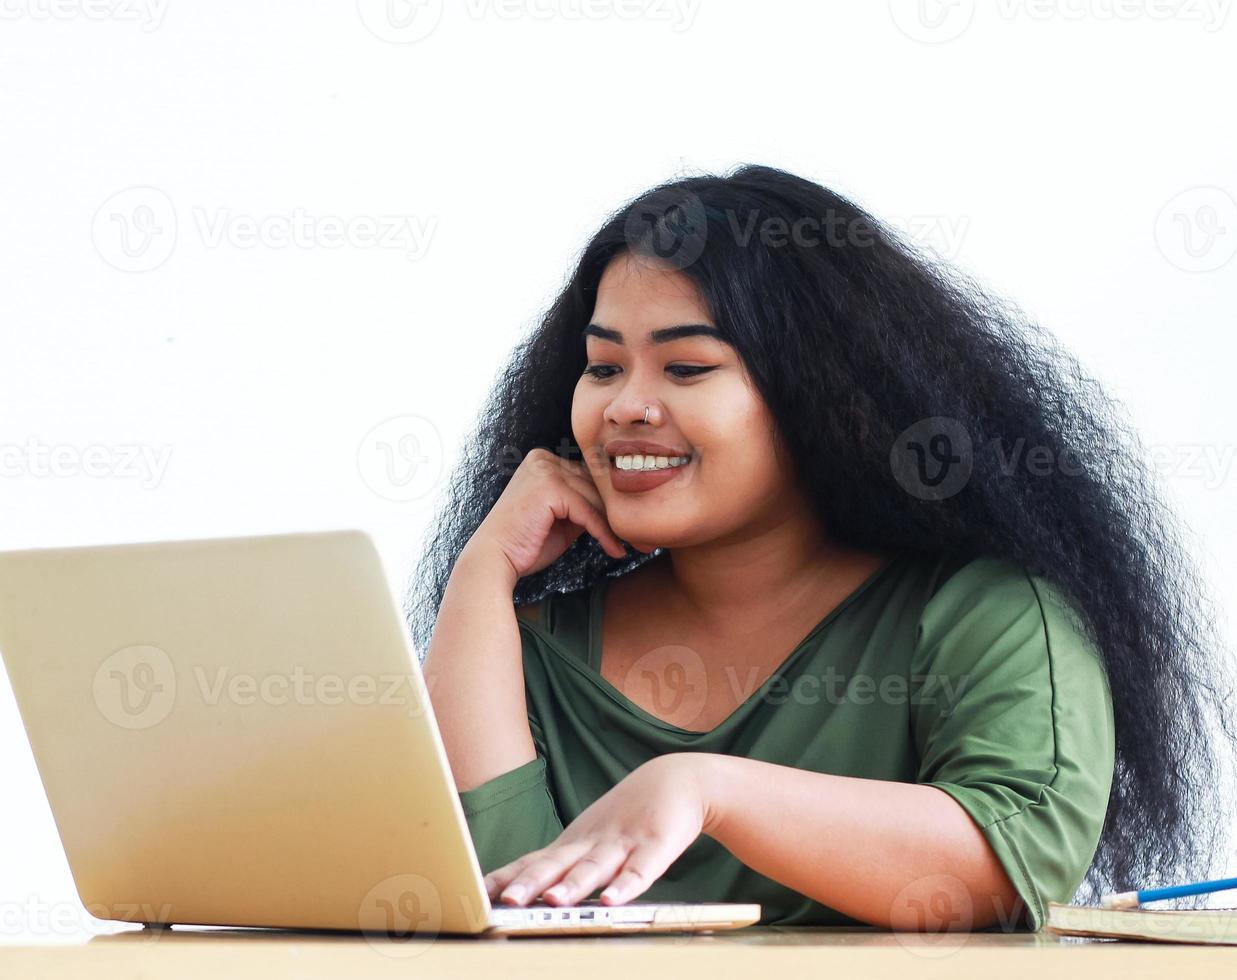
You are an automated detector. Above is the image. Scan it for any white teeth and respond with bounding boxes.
[613,454,691,472]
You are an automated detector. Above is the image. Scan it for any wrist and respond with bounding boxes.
[665,751,736,841]
[455,541,519,590]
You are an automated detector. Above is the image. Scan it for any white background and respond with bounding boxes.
[2,0,1235,942]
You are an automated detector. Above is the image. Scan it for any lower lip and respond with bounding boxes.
[608,457,693,493]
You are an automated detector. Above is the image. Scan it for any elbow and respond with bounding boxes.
[970,866,1022,930]
[880,869,1021,931]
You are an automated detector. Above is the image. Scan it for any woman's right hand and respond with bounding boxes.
[465,448,631,581]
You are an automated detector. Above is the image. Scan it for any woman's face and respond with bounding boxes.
[571,251,800,554]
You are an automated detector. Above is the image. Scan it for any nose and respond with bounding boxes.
[604,397,660,426]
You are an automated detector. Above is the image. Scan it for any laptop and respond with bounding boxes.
[0,529,761,937]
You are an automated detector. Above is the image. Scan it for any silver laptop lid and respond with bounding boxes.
[0,529,496,934]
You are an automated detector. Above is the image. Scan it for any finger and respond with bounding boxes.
[560,494,627,560]
[599,840,679,905]
[497,839,595,906]
[541,842,629,907]
[560,470,607,514]
[483,848,548,899]
[557,463,615,524]
[556,460,629,559]
[560,450,609,485]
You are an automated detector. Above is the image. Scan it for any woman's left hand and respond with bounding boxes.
[482,752,717,907]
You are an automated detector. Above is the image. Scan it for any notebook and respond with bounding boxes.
[1045,901,1237,944]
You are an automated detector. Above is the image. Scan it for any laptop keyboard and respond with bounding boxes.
[491,898,683,926]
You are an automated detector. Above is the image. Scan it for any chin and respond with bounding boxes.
[615,531,675,554]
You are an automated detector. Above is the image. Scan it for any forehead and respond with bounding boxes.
[592,253,709,322]
[588,254,724,347]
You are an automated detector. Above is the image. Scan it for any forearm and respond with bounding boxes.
[696,754,1022,930]
[421,546,536,792]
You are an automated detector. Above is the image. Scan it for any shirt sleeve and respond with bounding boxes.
[455,627,565,875]
[910,557,1115,932]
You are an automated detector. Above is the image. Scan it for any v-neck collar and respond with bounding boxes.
[584,554,903,737]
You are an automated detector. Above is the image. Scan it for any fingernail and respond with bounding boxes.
[544,885,565,901]
[600,887,618,903]
[502,885,527,904]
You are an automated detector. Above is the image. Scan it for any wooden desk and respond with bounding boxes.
[2,926,1231,978]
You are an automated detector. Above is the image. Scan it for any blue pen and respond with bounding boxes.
[1100,876,1237,910]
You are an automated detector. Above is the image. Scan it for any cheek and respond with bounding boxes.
[690,385,769,459]
[571,384,613,476]
[570,382,596,445]
[701,441,777,490]
[693,400,782,490]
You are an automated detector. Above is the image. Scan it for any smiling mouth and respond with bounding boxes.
[608,453,694,473]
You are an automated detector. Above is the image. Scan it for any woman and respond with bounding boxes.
[407,164,1236,931]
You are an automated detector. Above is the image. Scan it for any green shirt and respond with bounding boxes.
[456,552,1115,932]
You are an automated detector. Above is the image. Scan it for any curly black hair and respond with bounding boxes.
[404,162,1236,909]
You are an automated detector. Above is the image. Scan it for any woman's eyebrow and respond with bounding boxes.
[583,322,727,345]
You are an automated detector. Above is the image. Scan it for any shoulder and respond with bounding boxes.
[911,554,1116,792]
[920,554,1080,629]
[925,554,1037,611]
[915,554,1106,686]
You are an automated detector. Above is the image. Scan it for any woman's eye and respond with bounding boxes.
[582,364,715,380]
[667,365,714,379]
